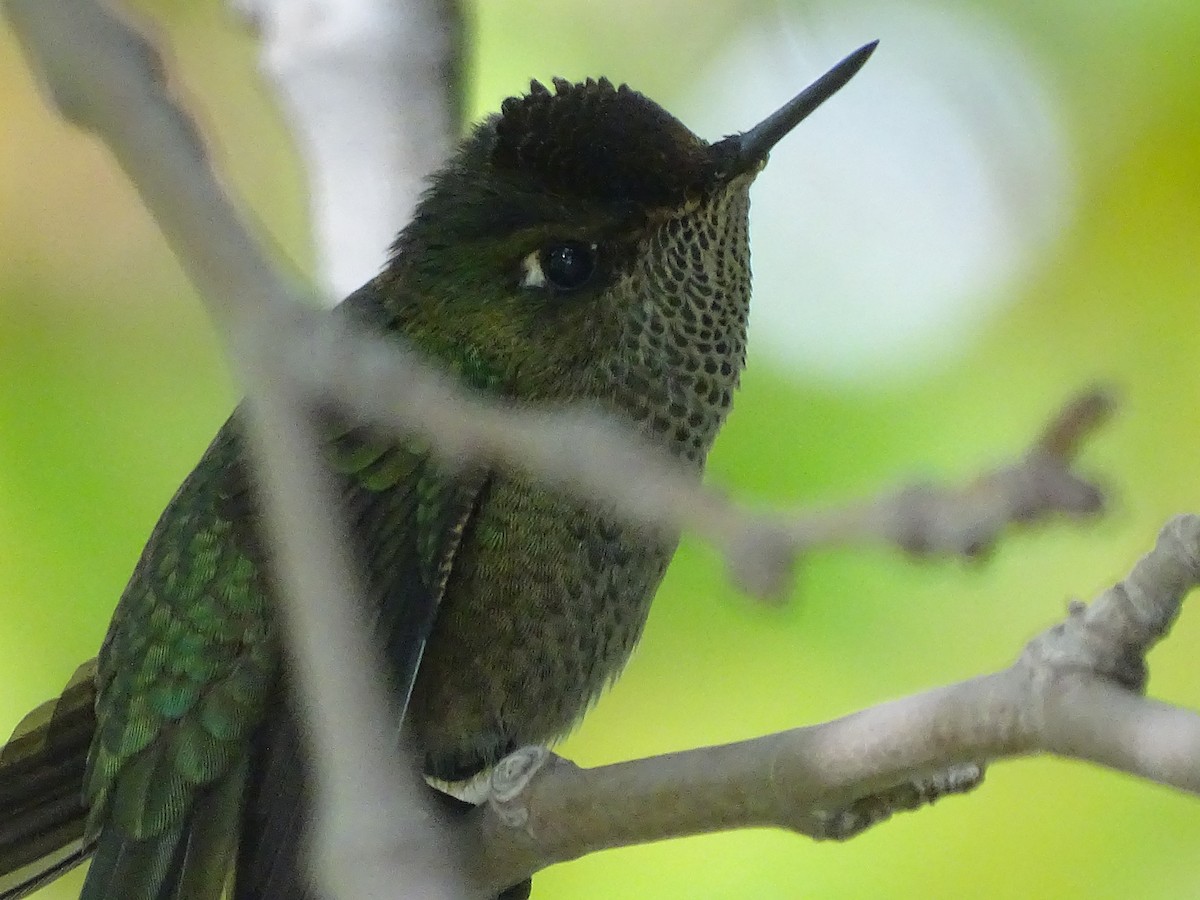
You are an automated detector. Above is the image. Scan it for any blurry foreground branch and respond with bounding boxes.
[5,0,468,896]
[6,1,1197,898]
[231,0,466,299]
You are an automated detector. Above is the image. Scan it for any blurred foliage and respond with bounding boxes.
[1,1,1198,898]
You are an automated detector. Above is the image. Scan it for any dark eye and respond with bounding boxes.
[521,241,596,291]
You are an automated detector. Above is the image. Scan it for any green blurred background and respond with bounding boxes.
[1,0,1198,897]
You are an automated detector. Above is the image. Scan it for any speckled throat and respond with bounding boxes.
[598,173,754,467]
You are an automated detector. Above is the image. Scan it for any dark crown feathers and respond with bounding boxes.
[491,77,716,209]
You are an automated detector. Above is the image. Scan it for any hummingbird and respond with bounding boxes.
[0,42,876,900]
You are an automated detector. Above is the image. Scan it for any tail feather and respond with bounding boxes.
[234,681,313,900]
[81,754,246,900]
[0,660,98,899]
[83,822,180,900]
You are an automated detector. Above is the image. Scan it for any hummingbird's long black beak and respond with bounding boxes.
[712,40,878,180]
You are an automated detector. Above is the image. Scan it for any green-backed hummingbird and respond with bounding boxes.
[0,42,876,899]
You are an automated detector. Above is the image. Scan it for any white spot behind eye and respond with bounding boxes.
[520,251,546,288]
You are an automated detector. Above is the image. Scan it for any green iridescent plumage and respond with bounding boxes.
[0,44,876,900]
[82,377,493,900]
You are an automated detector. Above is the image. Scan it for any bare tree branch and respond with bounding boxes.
[469,515,1200,894]
[782,386,1112,561]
